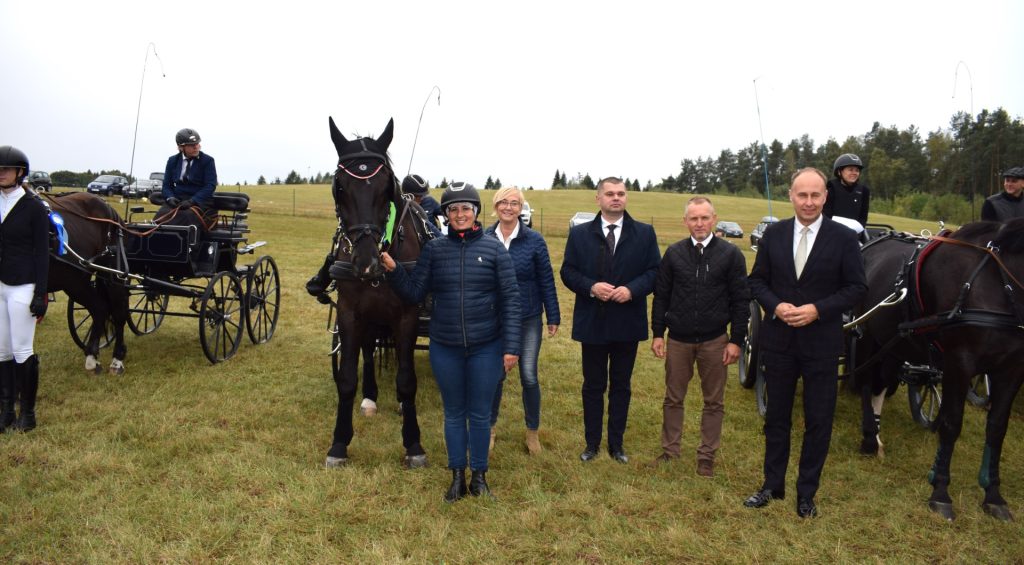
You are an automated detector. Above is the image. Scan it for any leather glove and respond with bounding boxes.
[178,199,194,209]
[30,293,48,318]
[305,255,333,296]
[165,197,181,207]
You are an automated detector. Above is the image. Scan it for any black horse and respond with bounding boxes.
[852,219,1024,521]
[315,117,430,468]
[43,192,130,375]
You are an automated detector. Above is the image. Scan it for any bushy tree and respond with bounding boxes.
[257,175,267,185]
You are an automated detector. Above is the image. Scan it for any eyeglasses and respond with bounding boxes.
[496,200,522,209]
[447,204,476,214]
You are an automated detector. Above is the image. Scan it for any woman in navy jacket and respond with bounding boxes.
[484,187,559,455]
[0,146,49,433]
[382,183,520,503]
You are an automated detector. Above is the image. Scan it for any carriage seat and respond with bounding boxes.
[148,192,250,212]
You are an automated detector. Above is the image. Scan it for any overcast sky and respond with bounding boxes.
[4,0,1022,189]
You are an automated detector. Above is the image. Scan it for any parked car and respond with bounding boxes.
[749,216,779,249]
[714,220,743,238]
[24,171,52,192]
[568,211,596,229]
[87,175,128,196]
[520,200,533,228]
[125,172,164,199]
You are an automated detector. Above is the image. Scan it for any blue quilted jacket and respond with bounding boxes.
[388,224,521,354]
[484,221,560,325]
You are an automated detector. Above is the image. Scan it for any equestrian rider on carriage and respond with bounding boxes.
[824,153,871,235]
[159,128,218,229]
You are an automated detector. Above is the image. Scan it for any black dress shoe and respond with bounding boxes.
[743,488,783,508]
[609,449,629,464]
[797,497,818,518]
[580,447,599,462]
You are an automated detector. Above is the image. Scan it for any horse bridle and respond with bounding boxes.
[333,152,396,256]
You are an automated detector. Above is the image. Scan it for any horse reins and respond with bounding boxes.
[928,233,1024,293]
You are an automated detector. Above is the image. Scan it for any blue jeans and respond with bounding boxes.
[490,314,542,430]
[430,338,504,471]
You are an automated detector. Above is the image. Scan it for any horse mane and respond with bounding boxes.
[954,217,1024,253]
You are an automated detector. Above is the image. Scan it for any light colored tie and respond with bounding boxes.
[795,226,809,278]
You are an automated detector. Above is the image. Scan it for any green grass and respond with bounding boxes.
[2,187,1022,563]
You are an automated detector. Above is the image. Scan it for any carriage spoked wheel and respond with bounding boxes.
[908,382,942,428]
[66,298,114,350]
[126,289,169,335]
[243,255,280,344]
[737,300,761,389]
[967,374,991,409]
[199,271,244,363]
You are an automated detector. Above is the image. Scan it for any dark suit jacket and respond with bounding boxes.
[748,216,866,358]
[0,192,50,293]
[162,151,217,206]
[560,210,661,344]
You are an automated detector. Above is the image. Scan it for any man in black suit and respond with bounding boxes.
[743,168,866,518]
[160,128,218,228]
[561,177,661,464]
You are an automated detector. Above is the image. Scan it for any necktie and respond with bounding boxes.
[795,226,809,278]
[182,158,193,182]
[606,224,617,255]
[695,242,703,254]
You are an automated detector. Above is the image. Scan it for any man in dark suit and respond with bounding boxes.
[743,168,866,518]
[561,177,661,464]
[160,128,218,227]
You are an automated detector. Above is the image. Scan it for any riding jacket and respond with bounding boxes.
[162,151,218,207]
[824,178,871,227]
[651,235,750,346]
[0,188,50,295]
[388,223,521,355]
[484,220,560,326]
[981,191,1024,222]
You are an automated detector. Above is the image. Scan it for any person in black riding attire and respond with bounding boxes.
[980,167,1024,222]
[823,153,870,228]
[0,146,49,433]
[159,128,218,229]
[402,174,443,230]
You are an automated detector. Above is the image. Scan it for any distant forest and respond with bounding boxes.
[655,108,1024,224]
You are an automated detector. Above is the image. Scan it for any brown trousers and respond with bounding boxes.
[661,334,727,462]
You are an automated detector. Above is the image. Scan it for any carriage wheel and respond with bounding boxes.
[244,255,280,344]
[737,300,761,389]
[966,374,991,409]
[754,370,768,419]
[126,289,169,335]
[66,297,114,350]
[199,272,244,363]
[908,382,942,428]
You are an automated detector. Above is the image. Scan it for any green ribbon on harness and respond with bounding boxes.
[381,201,397,247]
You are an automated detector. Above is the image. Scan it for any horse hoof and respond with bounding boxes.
[982,503,1014,522]
[91,365,104,376]
[404,454,428,469]
[928,501,956,521]
[360,398,378,417]
[859,438,878,456]
[108,365,125,376]
[325,456,349,468]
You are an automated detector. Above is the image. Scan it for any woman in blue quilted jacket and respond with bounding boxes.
[382,183,520,503]
[484,187,559,455]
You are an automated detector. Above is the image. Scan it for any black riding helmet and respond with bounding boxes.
[176,128,201,146]
[440,181,480,215]
[402,174,429,195]
[0,145,30,183]
[833,153,864,177]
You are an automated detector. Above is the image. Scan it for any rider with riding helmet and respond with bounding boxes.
[381,182,521,503]
[402,174,443,229]
[981,167,1024,222]
[823,153,871,229]
[160,128,218,228]
[0,146,50,433]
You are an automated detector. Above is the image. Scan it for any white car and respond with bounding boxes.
[519,200,533,227]
[569,211,596,229]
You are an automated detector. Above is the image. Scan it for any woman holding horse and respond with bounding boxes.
[484,187,559,455]
[0,146,50,432]
[382,183,521,502]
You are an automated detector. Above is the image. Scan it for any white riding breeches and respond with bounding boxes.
[0,282,38,363]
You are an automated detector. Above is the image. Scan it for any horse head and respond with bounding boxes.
[329,117,402,281]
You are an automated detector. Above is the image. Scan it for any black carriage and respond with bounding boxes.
[63,192,280,363]
[737,222,977,427]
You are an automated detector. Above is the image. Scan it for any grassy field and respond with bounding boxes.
[2,186,1022,563]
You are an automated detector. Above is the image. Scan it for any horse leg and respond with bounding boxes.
[395,312,426,468]
[927,363,970,521]
[326,312,359,468]
[359,337,378,416]
[978,371,1023,521]
[104,281,129,376]
[74,288,106,376]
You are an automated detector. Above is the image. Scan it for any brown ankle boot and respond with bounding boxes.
[525,429,542,455]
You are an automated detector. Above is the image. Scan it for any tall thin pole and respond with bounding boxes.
[407,85,441,177]
[753,77,773,218]
[126,42,165,213]
[952,61,975,221]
